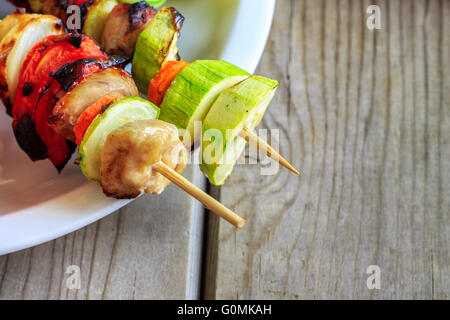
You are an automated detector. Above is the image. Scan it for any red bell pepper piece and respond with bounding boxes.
[74,95,124,146]
[13,33,107,171]
[72,0,93,4]
[34,60,106,171]
[148,60,190,106]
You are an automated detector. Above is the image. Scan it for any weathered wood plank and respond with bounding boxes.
[0,166,205,300]
[206,0,450,299]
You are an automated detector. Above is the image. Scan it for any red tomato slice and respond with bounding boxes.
[74,95,124,146]
[148,60,190,106]
[12,33,106,171]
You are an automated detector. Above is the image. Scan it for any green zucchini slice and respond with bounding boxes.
[200,76,278,186]
[159,60,250,146]
[78,96,160,181]
[132,6,184,93]
[84,0,119,43]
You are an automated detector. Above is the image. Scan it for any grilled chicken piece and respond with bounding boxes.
[49,67,138,141]
[101,119,187,198]
[102,2,156,56]
[0,11,28,41]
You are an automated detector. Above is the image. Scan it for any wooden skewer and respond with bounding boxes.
[155,162,246,229]
[240,128,300,175]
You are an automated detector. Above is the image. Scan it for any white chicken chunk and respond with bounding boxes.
[49,67,138,141]
[100,119,187,198]
[101,2,156,56]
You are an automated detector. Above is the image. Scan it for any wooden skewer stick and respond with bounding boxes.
[155,162,246,229]
[240,128,300,175]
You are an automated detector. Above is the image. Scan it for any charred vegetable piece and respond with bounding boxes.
[0,14,63,112]
[74,95,124,145]
[159,60,250,146]
[147,60,189,106]
[49,67,138,141]
[200,76,278,186]
[35,58,125,170]
[132,6,184,93]
[12,33,106,169]
[0,13,35,113]
[13,34,105,125]
[78,96,160,181]
[101,119,186,198]
[102,1,156,56]
[0,11,30,41]
[84,0,119,42]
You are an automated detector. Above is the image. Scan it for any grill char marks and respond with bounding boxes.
[68,33,83,48]
[100,101,115,114]
[102,2,156,56]
[127,2,156,35]
[13,114,47,161]
[51,57,98,91]
[51,56,129,92]
[168,7,185,32]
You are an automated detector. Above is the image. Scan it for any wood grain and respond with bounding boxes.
[205,0,450,299]
[0,166,205,300]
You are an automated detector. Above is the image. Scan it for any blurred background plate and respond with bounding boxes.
[0,0,275,255]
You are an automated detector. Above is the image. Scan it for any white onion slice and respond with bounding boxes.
[5,15,64,104]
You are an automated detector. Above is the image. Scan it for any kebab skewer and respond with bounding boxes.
[7,1,299,177]
[0,13,245,228]
[0,8,298,227]
[1,6,298,180]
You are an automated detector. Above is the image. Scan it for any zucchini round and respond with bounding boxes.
[200,76,278,186]
[84,0,119,43]
[132,6,184,93]
[159,60,250,146]
[78,96,160,181]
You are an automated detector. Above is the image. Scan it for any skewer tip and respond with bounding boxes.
[155,162,246,229]
[286,164,300,176]
[236,218,246,229]
[241,129,300,176]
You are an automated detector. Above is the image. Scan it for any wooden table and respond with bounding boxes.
[1,0,449,299]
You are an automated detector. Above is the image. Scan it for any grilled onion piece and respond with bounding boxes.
[12,33,106,169]
[102,1,156,56]
[0,11,29,41]
[49,67,139,141]
[0,14,63,110]
[101,119,187,198]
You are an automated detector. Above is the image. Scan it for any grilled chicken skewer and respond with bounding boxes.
[101,119,245,228]
[0,11,246,227]
[0,8,296,221]
[1,7,298,182]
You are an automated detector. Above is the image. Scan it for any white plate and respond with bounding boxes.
[0,0,275,255]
